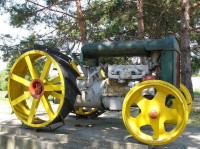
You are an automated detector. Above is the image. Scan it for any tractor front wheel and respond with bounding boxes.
[122,80,188,145]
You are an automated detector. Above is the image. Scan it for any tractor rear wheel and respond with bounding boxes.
[8,50,79,128]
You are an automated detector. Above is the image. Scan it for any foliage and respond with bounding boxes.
[192,56,200,76]
[0,66,9,91]
[0,0,199,71]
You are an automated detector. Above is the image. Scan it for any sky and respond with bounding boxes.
[0,12,52,72]
[0,13,30,71]
[0,13,31,71]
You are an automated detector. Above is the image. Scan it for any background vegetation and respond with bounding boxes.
[0,0,199,92]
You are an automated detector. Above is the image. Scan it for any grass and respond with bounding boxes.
[188,92,200,127]
[194,90,200,96]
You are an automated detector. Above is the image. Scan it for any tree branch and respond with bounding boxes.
[190,1,200,12]
[36,21,77,41]
[27,0,77,19]
[190,27,200,32]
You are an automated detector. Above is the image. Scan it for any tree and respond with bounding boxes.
[137,0,144,39]
[190,0,200,76]
[137,0,145,64]
[0,0,200,95]
[180,0,193,97]
[75,0,87,44]
[180,0,200,97]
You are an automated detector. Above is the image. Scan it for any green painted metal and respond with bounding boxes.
[145,36,180,86]
[144,36,180,52]
[81,40,148,58]
[160,50,179,86]
[81,36,180,86]
[81,36,180,58]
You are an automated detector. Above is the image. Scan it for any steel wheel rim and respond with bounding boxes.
[8,50,65,128]
[122,80,188,145]
[180,83,192,114]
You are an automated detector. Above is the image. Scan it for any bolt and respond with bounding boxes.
[149,110,159,119]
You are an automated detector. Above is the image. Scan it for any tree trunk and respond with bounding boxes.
[137,0,144,39]
[180,0,194,98]
[75,0,87,44]
[137,0,145,64]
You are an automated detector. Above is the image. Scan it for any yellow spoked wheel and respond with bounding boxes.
[74,107,105,119]
[122,80,188,145]
[8,50,77,128]
[180,83,192,114]
[75,107,97,115]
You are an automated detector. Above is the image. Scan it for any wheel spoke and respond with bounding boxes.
[41,95,54,119]
[135,113,150,127]
[28,98,40,124]
[137,97,150,110]
[10,74,30,87]
[162,107,181,123]
[151,119,166,140]
[44,85,63,91]
[153,91,166,106]
[11,92,31,106]
[49,76,61,84]
[25,55,39,79]
[40,58,52,81]
[50,91,63,100]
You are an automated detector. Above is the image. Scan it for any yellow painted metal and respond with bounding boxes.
[180,83,192,114]
[8,50,65,128]
[75,107,97,115]
[122,80,188,145]
[100,69,106,79]
[70,60,80,75]
[69,60,99,116]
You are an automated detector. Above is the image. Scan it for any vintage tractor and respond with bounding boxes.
[7,36,192,145]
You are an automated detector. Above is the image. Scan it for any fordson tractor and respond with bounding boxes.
[7,36,192,145]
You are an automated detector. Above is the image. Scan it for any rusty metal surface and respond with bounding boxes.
[105,79,130,96]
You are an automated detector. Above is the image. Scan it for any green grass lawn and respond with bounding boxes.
[194,90,200,96]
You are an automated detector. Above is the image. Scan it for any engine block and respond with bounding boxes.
[75,64,150,110]
[108,64,149,82]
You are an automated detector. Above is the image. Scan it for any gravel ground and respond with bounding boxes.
[0,78,199,148]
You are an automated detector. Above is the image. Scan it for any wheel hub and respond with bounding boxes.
[149,106,159,119]
[29,79,44,99]
[149,110,159,119]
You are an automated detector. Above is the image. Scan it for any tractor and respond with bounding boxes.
[7,36,192,145]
